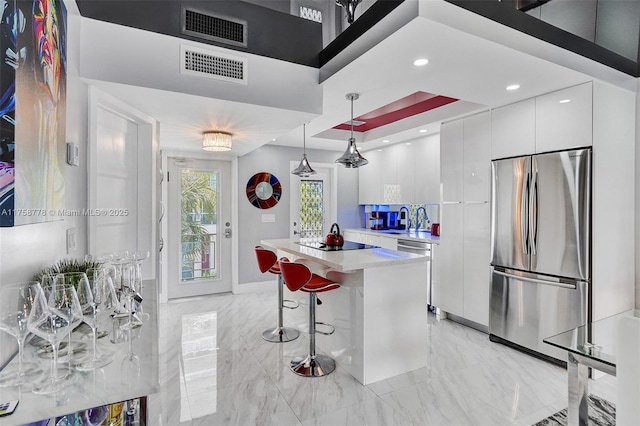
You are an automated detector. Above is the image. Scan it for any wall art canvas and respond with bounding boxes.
[0,0,66,226]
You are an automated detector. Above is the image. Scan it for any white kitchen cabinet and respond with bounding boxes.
[342,230,397,250]
[491,98,535,159]
[463,112,491,202]
[392,143,415,204]
[414,134,440,203]
[462,202,490,326]
[432,203,464,317]
[358,149,382,204]
[535,82,592,153]
[440,120,463,202]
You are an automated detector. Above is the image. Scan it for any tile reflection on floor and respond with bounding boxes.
[147,291,616,425]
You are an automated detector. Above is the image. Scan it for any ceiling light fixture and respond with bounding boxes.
[382,139,390,143]
[419,129,427,133]
[336,93,368,168]
[291,123,316,177]
[413,58,429,67]
[559,99,571,104]
[335,0,362,24]
[506,84,521,91]
[202,131,232,151]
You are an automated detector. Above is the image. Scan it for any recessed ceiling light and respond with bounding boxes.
[382,140,390,143]
[506,84,520,91]
[413,58,429,67]
[405,142,412,146]
[419,129,427,133]
[377,149,383,152]
[559,99,571,104]
[271,138,276,141]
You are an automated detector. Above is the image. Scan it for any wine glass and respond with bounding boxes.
[55,273,88,364]
[119,263,141,331]
[74,270,116,371]
[0,281,44,387]
[28,284,79,394]
[130,250,149,296]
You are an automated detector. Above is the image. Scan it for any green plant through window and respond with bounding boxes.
[181,170,218,282]
[299,180,323,239]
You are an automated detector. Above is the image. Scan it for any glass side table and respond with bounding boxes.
[544,309,638,426]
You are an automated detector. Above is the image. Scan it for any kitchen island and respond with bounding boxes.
[261,238,429,385]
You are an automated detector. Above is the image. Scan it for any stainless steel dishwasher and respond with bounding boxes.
[396,239,433,308]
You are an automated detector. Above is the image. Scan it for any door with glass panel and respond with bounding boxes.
[167,158,232,298]
[290,163,337,240]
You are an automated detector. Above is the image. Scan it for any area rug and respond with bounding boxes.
[533,395,615,426]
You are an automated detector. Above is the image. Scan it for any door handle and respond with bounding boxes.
[529,168,538,256]
[224,228,231,238]
[521,172,529,255]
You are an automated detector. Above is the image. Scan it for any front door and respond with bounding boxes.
[167,158,232,298]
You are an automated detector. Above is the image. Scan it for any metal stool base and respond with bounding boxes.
[289,354,336,377]
[261,327,300,343]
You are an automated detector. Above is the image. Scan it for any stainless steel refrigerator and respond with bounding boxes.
[489,148,591,363]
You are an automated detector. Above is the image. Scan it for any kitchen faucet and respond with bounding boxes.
[399,206,411,230]
[416,206,429,230]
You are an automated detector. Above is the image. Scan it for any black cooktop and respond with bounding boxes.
[296,241,380,251]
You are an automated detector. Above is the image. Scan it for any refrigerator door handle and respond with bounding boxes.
[521,172,529,255]
[493,270,577,289]
[529,168,538,256]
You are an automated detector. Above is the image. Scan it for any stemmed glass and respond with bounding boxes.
[28,284,80,394]
[119,263,141,331]
[130,251,149,296]
[74,270,117,371]
[56,273,88,364]
[0,282,44,387]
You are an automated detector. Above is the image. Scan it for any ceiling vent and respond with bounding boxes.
[182,8,247,48]
[180,45,248,85]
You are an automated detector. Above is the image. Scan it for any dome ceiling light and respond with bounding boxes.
[202,131,232,151]
[336,93,368,169]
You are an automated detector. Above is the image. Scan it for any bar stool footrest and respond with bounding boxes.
[283,299,299,310]
[315,321,335,336]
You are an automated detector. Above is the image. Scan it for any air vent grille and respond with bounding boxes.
[181,45,248,84]
[183,8,247,48]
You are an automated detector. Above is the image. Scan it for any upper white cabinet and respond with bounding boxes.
[440,120,464,202]
[491,99,535,159]
[358,134,440,205]
[535,83,592,153]
[491,82,593,159]
[358,149,381,205]
[414,134,440,203]
[463,112,491,202]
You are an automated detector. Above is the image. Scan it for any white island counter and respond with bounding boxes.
[261,239,429,385]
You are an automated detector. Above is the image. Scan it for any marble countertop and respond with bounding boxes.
[260,239,428,272]
[345,228,440,244]
[0,280,159,426]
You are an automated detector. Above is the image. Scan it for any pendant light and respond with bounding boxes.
[336,93,368,168]
[291,123,316,177]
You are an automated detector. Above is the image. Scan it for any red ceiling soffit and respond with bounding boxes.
[334,92,458,132]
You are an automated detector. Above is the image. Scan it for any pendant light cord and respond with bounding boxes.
[350,97,354,139]
[303,123,306,154]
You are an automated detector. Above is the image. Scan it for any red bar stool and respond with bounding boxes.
[278,259,340,377]
[254,246,300,343]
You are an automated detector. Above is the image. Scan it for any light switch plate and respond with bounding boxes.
[66,228,77,254]
[261,214,275,223]
[66,142,79,166]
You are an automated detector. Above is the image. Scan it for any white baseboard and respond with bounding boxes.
[233,280,277,295]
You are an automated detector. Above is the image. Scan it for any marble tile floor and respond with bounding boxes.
[146,291,617,426]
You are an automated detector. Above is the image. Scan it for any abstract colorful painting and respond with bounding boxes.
[246,172,282,209]
[0,0,66,226]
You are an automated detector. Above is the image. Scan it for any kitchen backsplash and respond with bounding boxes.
[361,203,439,230]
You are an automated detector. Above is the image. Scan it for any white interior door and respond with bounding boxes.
[290,162,337,240]
[167,157,232,299]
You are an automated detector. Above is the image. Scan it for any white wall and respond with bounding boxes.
[237,145,360,286]
[636,77,640,308]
